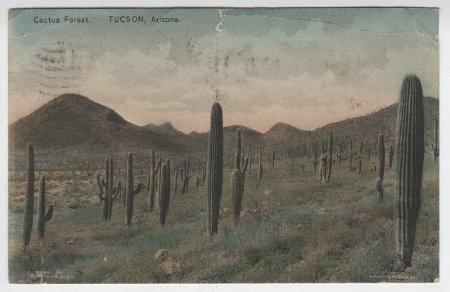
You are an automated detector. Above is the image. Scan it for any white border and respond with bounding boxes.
[1,1,448,292]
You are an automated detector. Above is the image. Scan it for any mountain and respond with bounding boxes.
[9,94,200,153]
[9,93,439,159]
[315,96,439,140]
[264,122,309,142]
[143,122,185,136]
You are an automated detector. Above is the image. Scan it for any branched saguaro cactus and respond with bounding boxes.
[97,157,121,220]
[37,176,53,238]
[125,153,143,225]
[326,131,333,182]
[395,75,424,271]
[231,128,249,226]
[148,149,161,211]
[160,160,171,226]
[23,143,35,248]
[207,103,223,235]
[376,134,385,201]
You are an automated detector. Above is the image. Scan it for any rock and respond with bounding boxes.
[154,249,169,262]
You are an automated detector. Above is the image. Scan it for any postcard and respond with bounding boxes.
[7,7,439,284]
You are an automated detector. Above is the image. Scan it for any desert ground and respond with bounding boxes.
[8,147,438,283]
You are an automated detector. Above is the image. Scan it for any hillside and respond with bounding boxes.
[9,94,200,153]
[8,94,439,160]
[314,96,439,146]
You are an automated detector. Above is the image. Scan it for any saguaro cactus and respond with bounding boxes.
[271,150,275,169]
[125,153,143,225]
[256,146,264,189]
[307,131,311,162]
[23,143,35,247]
[37,176,53,238]
[174,168,178,195]
[349,137,354,167]
[182,157,191,194]
[207,103,223,235]
[395,75,424,271]
[377,134,385,201]
[148,149,160,211]
[319,154,327,182]
[231,128,249,226]
[326,131,333,182]
[337,141,342,164]
[97,157,121,220]
[160,160,171,226]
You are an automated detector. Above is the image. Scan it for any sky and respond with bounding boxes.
[8,8,439,133]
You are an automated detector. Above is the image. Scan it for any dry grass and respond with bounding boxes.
[8,152,439,283]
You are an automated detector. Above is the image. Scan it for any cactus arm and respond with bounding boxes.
[154,160,161,175]
[96,174,106,202]
[242,156,249,175]
[45,205,54,221]
[112,181,121,199]
[96,174,103,193]
[133,183,143,196]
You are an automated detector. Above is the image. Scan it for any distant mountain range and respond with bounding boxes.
[9,93,439,155]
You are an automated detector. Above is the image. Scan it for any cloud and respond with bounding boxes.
[9,8,438,133]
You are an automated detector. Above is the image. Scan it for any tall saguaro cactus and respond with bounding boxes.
[97,157,121,220]
[125,153,143,225]
[395,75,424,271]
[37,176,53,238]
[23,143,35,247]
[148,149,160,211]
[376,134,385,201]
[231,128,249,226]
[160,160,171,226]
[207,103,223,235]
